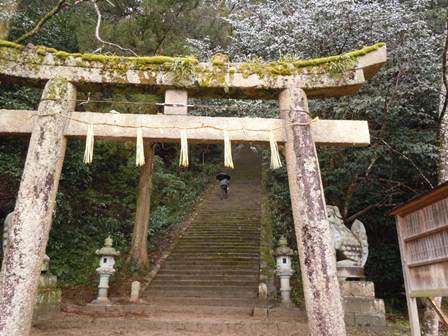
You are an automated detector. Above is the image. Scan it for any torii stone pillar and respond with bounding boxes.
[279,87,346,336]
[0,78,76,336]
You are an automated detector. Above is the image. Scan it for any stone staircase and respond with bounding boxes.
[143,145,262,310]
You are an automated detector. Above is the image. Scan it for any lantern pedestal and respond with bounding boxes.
[92,268,115,304]
[278,272,293,306]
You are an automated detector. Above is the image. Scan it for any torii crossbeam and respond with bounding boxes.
[0,40,387,336]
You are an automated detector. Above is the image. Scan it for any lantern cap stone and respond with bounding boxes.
[96,236,120,256]
[274,236,295,256]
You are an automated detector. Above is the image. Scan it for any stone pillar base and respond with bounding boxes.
[90,297,112,305]
[340,280,386,328]
[33,273,61,322]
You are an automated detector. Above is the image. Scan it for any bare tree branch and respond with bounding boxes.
[381,139,434,189]
[14,0,67,43]
[346,203,382,223]
[91,0,137,56]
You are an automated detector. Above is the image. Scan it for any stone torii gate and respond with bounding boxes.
[0,41,386,336]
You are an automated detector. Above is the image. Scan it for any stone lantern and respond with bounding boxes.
[274,236,295,305]
[92,236,120,304]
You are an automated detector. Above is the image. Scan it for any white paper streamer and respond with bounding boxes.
[83,124,94,164]
[224,130,234,169]
[269,130,282,169]
[179,129,189,167]
[136,127,145,167]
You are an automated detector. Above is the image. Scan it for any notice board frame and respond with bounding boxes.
[391,182,448,335]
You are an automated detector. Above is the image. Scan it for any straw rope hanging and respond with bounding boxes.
[223,130,234,169]
[179,129,189,167]
[269,130,282,169]
[136,127,145,167]
[83,124,94,164]
[67,109,319,166]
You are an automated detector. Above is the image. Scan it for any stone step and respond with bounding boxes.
[189,224,260,229]
[167,252,259,257]
[177,236,260,246]
[182,234,260,239]
[159,269,258,275]
[163,259,259,266]
[157,269,258,276]
[174,246,258,251]
[181,233,259,237]
[179,238,259,243]
[199,211,259,214]
[174,243,259,249]
[186,228,260,233]
[34,314,308,336]
[167,251,259,256]
[154,274,258,281]
[189,228,259,232]
[184,228,260,232]
[69,302,254,319]
[175,242,259,247]
[160,261,259,268]
[195,210,260,213]
[144,288,257,298]
[190,218,259,221]
[171,251,259,257]
[165,260,259,266]
[186,224,259,229]
[190,219,259,222]
[142,296,257,307]
[193,213,260,217]
[194,216,260,220]
[161,265,258,271]
[166,259,259,265]
[150,279,257,287]
[169,252,259,258]
[183,234,259,239]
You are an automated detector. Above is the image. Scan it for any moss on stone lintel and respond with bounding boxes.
[0,40,385,84]
[289,42,384,67]
[0,39,198,65]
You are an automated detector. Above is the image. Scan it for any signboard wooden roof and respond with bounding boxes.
[390,182,448,217]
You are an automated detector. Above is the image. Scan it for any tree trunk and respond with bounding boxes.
[126,142,155,270]
[0,0,18,40]
[279,87,346,336]
[426,18,448,336]
[0,78,76,336]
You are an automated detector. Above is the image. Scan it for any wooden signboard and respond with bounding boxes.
[391,182,448,335]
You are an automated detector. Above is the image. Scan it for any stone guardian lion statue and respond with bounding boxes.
[327,205,368,277]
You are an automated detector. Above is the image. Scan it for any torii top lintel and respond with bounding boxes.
[0,40,386,99]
